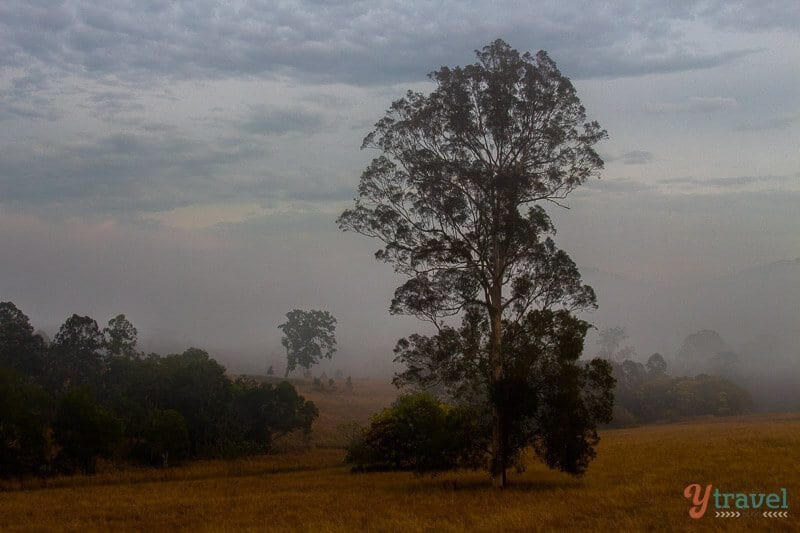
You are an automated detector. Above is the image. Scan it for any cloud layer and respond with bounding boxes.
[0,1,798,369]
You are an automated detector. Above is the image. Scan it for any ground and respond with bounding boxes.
[1,379,799,531]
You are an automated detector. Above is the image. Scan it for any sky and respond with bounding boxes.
[1,1,798,374]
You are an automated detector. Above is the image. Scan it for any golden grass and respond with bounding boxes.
[1,379,799,531]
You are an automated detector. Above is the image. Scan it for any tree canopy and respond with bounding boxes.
[278,309,337,377]
[0,302,319,479]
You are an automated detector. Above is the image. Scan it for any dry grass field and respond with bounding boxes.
[1,379,799,532]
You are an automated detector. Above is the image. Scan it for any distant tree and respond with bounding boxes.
[139,409,190,467]
[338,39,610,487]
[0,301,47,380]
[621,359,646,387]
[100,352,161,445]
[155,348,234,457]
[646,353,667,376]
[278,309,337,377]
[345,375,353,391]
[607,358,751,427]
[266,365,274,376]
[49,315,105,392]
[709,350,739,378]
[0,367,53,482]
[103,314,139,359]
[596,327,636,361]
[231,378,280,451]
[263,381,318,442]
[34,330,51,347]
[53,387,123,474]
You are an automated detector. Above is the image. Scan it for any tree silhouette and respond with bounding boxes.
[278,310,337,377]
[339,39,611,487]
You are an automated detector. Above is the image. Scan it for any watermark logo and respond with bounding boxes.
[684,484,790,519]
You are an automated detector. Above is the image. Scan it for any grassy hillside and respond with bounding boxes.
[292,378,400,448]
[1,379,799,531]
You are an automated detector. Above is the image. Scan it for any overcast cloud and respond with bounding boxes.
[1,0,798,373]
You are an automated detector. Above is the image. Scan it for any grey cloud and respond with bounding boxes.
[0,127,356,213]
[644,96,739,114]
[706,175,796,188]
[237,106,326,136]
[0,131,265,212]
[569,48,757,79]
[0,67,61,121]
[658,174,796,189]
[735,114,799,131]
[0,101,60,122]
[582,178,655,193]
[700,0,800,34]
[619,150,654,165]
[81,90,146,119]
[0,0,770,87]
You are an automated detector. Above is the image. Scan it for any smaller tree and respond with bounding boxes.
[139,409,190,467]
[646,353,667,376]
[53,387,123,474]
[49,315,106,392]
[0,302,48,381]
[596,327,636,361]
[345,393,482,473]
[278,310,337,377]
[0,367,53,482]
[103,314,139,359]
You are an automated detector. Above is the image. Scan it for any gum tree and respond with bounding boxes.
[278,309,337,378]
[338,40,612,487]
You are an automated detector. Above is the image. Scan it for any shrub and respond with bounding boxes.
[345,393,484,474]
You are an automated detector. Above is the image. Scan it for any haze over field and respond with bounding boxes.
[1,1,798,377]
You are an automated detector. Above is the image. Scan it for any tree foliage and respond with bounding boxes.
[609,356,751,426]
[345,393,485,474]
[53,387,123,474]
[278,309,337,377]
[596,326,637,361]
[0,301,47,381]
[0,367,52,481]
[137,409,190,467]
[49,314,105,392]
[0,302,319,478]
[338,39,610,485]
[103,314,139,359]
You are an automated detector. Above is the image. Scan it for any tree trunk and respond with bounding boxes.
[489,290,505,488]
[489,181,505,488]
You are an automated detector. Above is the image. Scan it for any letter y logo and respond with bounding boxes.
[684,484,713,519]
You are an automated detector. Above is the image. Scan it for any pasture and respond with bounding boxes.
[1,379,798,531]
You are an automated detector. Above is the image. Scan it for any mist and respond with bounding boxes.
[1,0,798,407]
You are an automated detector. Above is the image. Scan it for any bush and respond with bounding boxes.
[345,393,484,474]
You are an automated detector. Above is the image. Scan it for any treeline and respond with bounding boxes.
[0,301,317,481]
[608,353,752,427]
